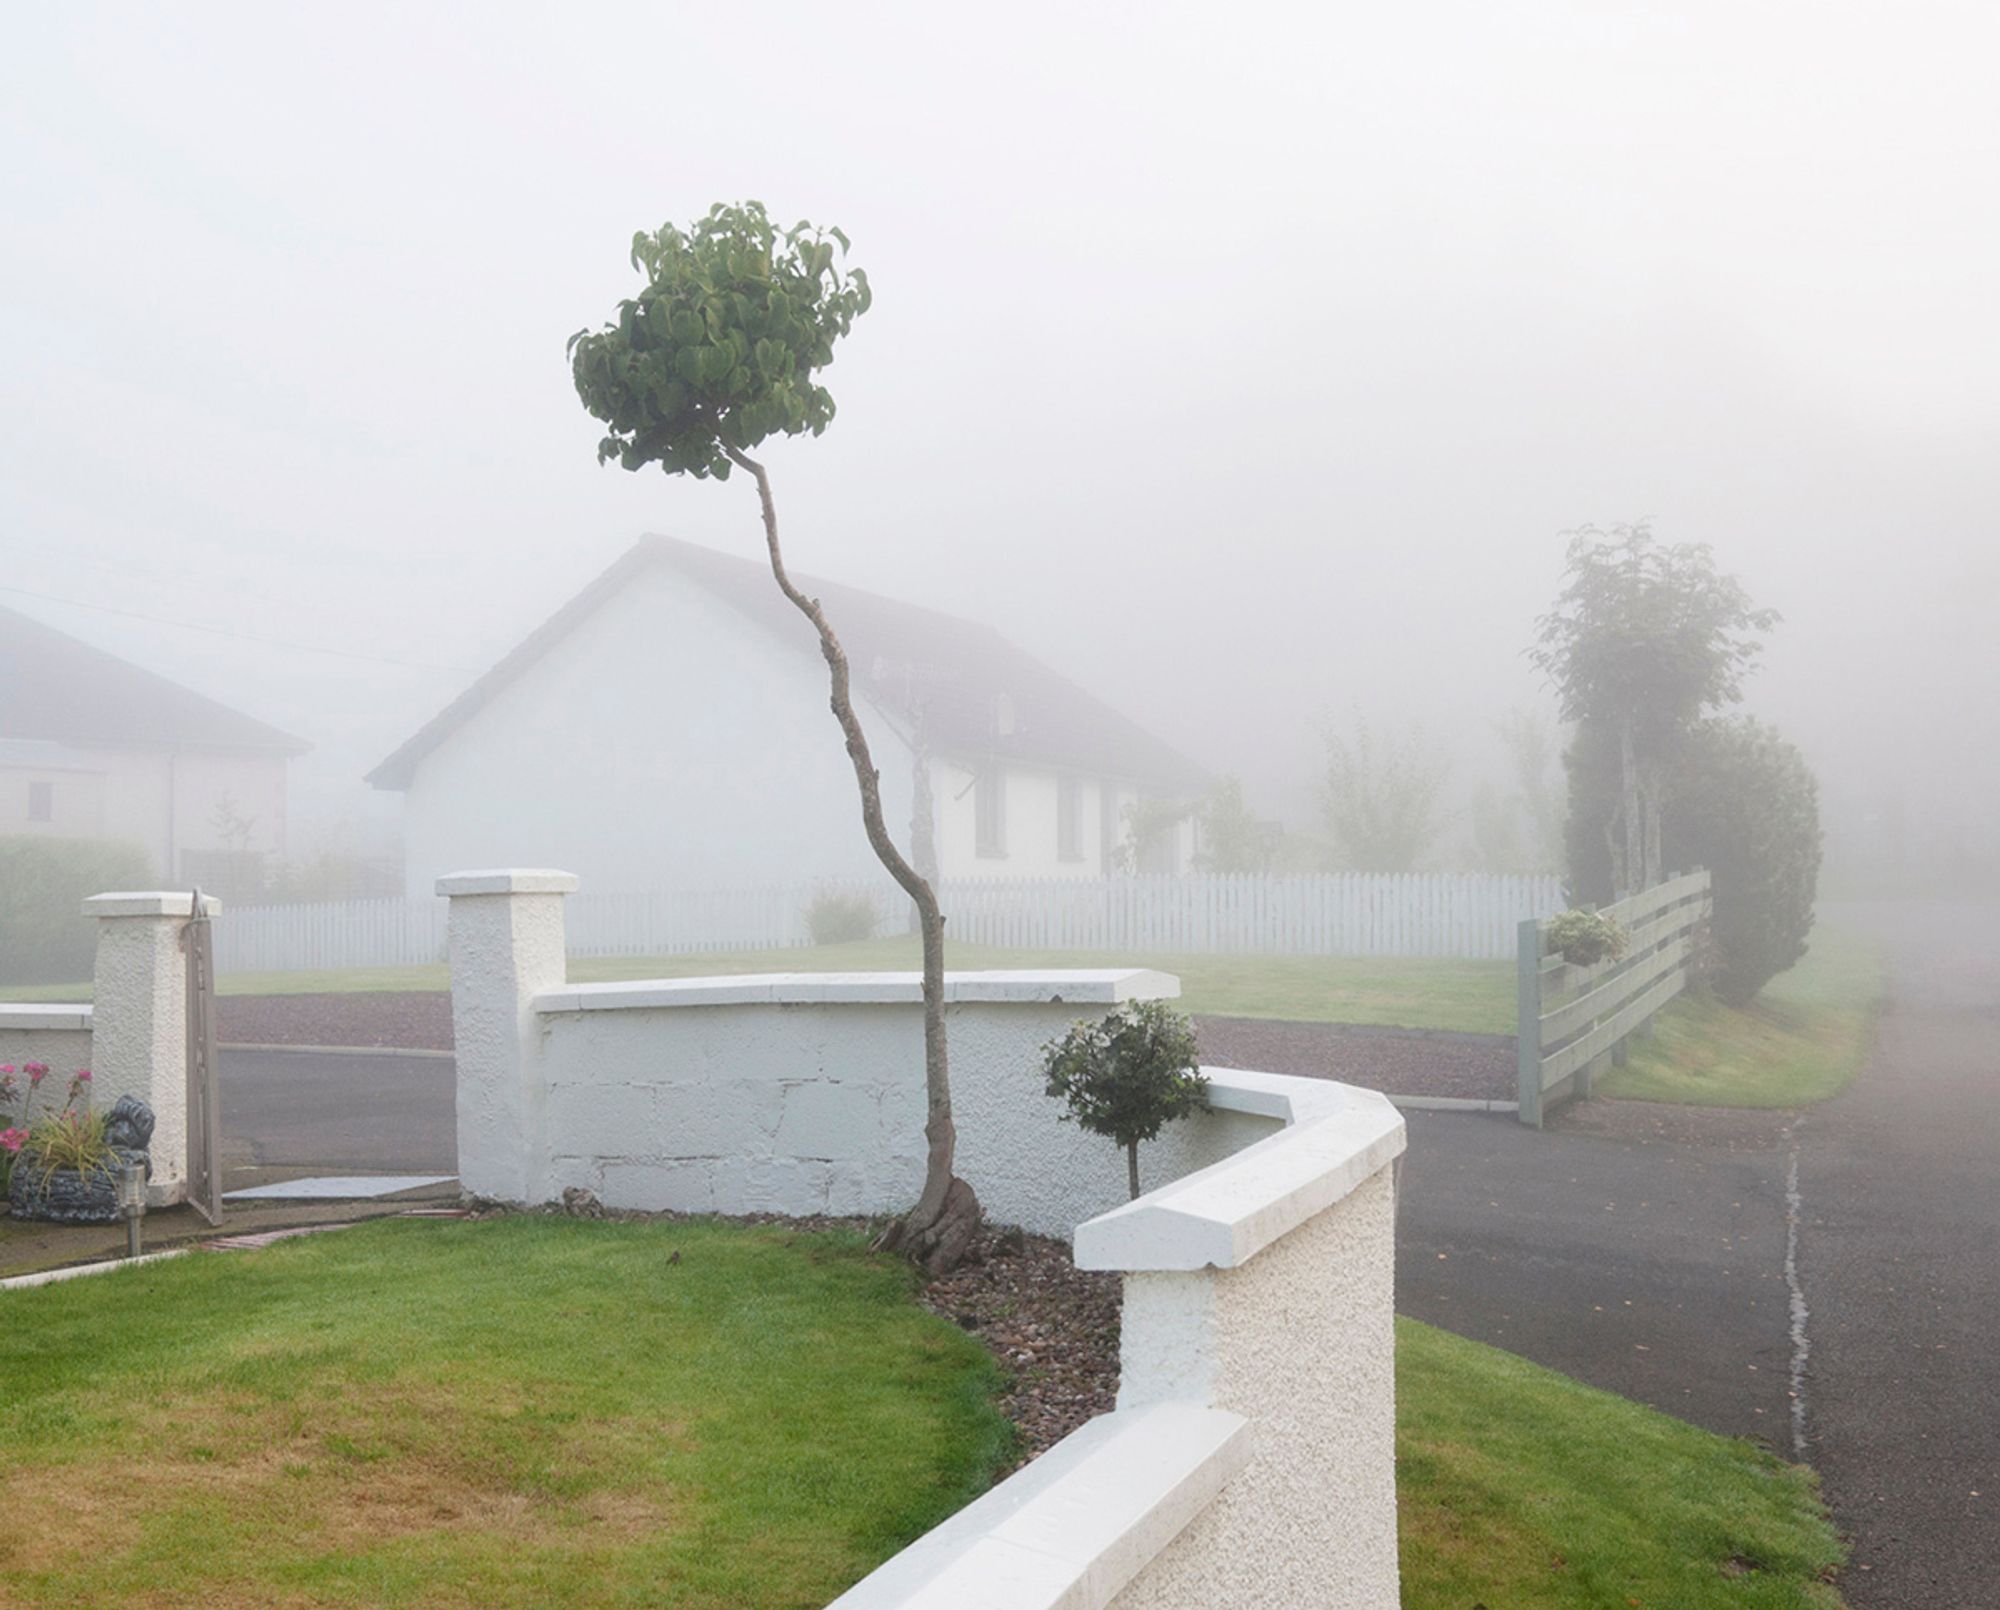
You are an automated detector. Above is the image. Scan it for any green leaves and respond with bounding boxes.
[570,200,870,480]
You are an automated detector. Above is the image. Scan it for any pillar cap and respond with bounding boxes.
[83,892,223,919]
[436,869,580,897]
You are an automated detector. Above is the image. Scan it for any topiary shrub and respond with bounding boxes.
[803,887,881,946]
[1545,908,1628,968]
[1042,1000,1208,1200]
[1663,716,1822,1005]
[0,836,156,987]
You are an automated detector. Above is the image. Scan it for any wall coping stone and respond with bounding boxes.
[81,892,222,919]
[1074,1067,1406,1272]
[826,1401,1249,1609]
[533,969,1181,1015]
[0,1005,93,1032]
[436,869,581,896]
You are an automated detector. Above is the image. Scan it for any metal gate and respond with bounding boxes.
[182,890,224,1223]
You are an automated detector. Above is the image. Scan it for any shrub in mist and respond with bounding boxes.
[1663,717,1823,1005]
[0,837,155,987]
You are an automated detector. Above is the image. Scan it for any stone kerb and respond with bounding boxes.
[79,891,220,1205]
[828,1069,1407,1610]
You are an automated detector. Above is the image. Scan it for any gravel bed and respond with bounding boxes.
[219,993,1517,1101]
[917,1226,1122,1469]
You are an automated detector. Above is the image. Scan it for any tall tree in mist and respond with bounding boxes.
[568,202,979,1272]
[1530,525,1776,899]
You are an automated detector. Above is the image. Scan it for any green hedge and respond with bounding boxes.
[0,837,156,987]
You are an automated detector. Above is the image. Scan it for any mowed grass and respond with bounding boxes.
[4,940,1517,1034]
[0,1217,1009,1609]
[1596,926,1885,1109]
[1398,1318,1844,1609]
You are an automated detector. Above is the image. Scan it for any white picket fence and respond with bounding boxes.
[212,872,1564,975]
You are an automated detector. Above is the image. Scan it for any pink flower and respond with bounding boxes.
[0,1064,14,1075]
[0,1129,24,1154]
[75,1069,91,1082]
[26,1063,48,1085]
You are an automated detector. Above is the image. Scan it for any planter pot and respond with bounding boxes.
[8,1161,120,1223]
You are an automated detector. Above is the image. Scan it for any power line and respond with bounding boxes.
[0,580,480,675]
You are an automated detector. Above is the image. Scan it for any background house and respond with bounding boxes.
[0,602,308,896]
[369,535,1208,900]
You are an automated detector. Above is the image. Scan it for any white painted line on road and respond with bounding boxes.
[1783,1121,1811,1460]
[224,1175,458,1201]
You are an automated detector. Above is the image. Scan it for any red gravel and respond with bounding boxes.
[219,991,454,1051]
[218,993,1516,1102]
[1192,1014,1515,1103]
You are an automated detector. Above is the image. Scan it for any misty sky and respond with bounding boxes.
[3,3,1996,863]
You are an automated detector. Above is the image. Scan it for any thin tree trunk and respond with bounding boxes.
[1618,719,1642,900]
[723,444,979,1271]
[1126,1140,1141,1202]
[1641,757,1664,891]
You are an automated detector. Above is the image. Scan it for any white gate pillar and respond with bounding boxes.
[84,890,219,1205]
[438,869,576,1202]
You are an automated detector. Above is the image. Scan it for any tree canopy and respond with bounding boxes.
[568,201,871,481]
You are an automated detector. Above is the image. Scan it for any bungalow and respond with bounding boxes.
[368,535,1207,900]
[0,601,307,893]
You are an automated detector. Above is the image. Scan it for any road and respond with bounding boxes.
[221,1048,455,1177]
[1793,904,1999,1608]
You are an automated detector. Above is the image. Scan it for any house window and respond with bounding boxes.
[1057,776,1082,861]
[27,781,53,823]
[974,767,1006,859]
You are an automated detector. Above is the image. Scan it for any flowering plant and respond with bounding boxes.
[0,1062,94,1198]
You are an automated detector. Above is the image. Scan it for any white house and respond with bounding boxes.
[369,536,1208,900]
[0,602,306,893]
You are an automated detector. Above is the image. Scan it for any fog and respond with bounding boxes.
[5,2,1997,889]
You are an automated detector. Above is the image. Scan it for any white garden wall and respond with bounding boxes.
[0,1007,93,1102]
[443,870,1406,1608]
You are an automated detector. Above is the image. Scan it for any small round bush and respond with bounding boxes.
[1545,908,1628,968]
[1042,1000,1208,1200]
[804,889,880,946]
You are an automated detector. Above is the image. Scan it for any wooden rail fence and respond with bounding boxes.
[1516,870,1712,1127]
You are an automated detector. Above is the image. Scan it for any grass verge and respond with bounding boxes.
[1398,1317,1844,1608]
[1597,926,1885,1108]
[5,941,1517,1034]
[0,1217,1009,1608]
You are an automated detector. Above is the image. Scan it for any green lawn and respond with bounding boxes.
[1398,1318,1843,1608]
[1596,927,1885,1109]
[0,1217,1008,1608]
[0,1221,1844,1608]
[4,940,1518,1034]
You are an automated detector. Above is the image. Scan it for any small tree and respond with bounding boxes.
[1191,776,1281,873]
[1320,715,1453,871]
[1530,524,1776,898]
[1042,1001,1208,1200]
[569,202,979,1271]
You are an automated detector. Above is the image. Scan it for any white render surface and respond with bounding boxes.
[826,1403,1250,1610]
[1073,1072,1406,1271]
[1108,1168,1401,1609]
[0,1008,93,1105]
[444,878,569,1202]
[534,968,1179,1013]
[445,875,1266,1232]
[84,892,219,1204]
[833,1065,1405,1610]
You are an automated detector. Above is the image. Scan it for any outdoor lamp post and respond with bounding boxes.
[115,1160,146,1259]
